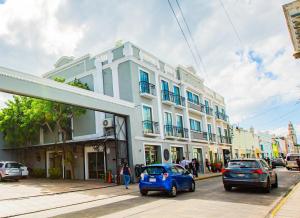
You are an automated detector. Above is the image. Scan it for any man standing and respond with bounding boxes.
[180,157,189,169]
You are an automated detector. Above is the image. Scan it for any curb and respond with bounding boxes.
[265,181,300,218]
[194,173,222,181]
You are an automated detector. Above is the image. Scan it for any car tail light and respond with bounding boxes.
[140,173,145,181]
[252,169,264,175]
[221,168,230,174]
[162,173,169,181]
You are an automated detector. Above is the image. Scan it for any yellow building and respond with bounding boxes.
[232,127,261,159]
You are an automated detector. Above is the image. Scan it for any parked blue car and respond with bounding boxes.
[139,164,195,197]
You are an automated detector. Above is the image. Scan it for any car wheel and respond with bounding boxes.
[189,181,195,192]
[224,185,232,191]
[264,178,271,193]
[272,175,278,188]
[169,185,177,197]
[140,190,148,196]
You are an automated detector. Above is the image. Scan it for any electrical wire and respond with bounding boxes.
[175,0,207,76]
[218,0,243,48]
[167,0,202,73]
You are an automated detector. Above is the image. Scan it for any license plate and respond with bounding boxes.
[237,174,244,177]
[149,178,156,182]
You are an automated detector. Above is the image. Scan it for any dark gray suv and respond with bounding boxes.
[222,159,278,193]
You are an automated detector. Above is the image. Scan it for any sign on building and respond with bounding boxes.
[283,0,300,59]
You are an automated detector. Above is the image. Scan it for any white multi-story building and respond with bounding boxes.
[0,42,232,179]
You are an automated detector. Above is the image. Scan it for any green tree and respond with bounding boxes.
[0,77,89,179]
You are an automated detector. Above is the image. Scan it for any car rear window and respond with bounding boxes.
[228,160,259,169]
[5,163,20,168]
[143,166,166,175]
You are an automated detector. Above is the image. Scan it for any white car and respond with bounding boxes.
[18,163,29,178]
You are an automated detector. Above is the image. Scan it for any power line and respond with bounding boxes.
[175,0,207,76]
[167,0,201,73]
[218,0,243,48]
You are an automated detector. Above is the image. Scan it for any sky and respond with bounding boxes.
[0,0,299,139]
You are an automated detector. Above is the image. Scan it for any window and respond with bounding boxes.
[228,160,259,168]
[164,112,172,126]
[139,70,149,82]
[176,115,183,128]
[186,91,199,105]
[207,124,212,134]
[0,163,3,168]
[161,80,169,91]
[173,86,181,105]
[161,80,169,101]
[5,162,20,168]
[217,127,222,136]
[190,119,201,132]
[143,105,153,132]
[175,165,185,174]
[143,166,165,175]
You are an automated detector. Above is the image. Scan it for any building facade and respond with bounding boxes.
[258,132,274,159]
[287,121,298,153]
[0,42,232,179]
[283,0,300,59]
[232,127,261,159]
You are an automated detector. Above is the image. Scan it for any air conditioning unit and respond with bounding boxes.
[103,118,114,128]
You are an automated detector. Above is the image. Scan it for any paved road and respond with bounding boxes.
[49,168,300,218]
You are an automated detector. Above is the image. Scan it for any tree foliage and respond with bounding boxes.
[0,77,90,147]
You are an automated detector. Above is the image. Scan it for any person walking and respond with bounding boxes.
[120,163,131,189]
[205,158,211,172]
[192,159,198,178]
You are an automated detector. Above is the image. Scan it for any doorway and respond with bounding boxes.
[46,151,64,178]
[193,147,204,173]
[88,152,105,180]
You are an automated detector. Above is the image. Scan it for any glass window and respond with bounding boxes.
[175,165,185,174]
[174,86,181,105]
[164,112,172,126]
[143,166,166,175]
[0,163,3,168]
[190,119,201,132]
[161,80,169,91]
[193,94,199,105]
[143,105,152,121]
[176,115,183,128]
[5,162,20,168]
[228,160,259,168]
[187,91,193,102]
[139,70,149,82]
[170,166,178,173]
[207,124,212,134]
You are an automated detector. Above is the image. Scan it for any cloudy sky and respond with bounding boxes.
[0,0,299,138]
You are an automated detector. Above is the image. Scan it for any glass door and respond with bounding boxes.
[164,112,173,136]
[143,105,153,133]
[161,80,169,101]
[173,86,181,105]
[176,115,184,137]
[140,70,149,93]
[193,148,204,173]
[205,100,209,114]
[88,152,105,180]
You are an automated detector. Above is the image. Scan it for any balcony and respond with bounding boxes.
[208,133,216,142]
[215,111,229,122]
[217,135,232,144]
[188,101,205,114]
[161,90,185,108]
[139,81,156,99]
[191,131,208,142]
[164,125,188,139]
[205,107,214,116]
[142,120,160,137]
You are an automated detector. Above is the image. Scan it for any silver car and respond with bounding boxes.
[0,161,22,181]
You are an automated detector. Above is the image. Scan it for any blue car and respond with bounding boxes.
[139,164,195,197]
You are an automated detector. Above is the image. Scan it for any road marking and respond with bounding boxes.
[269,182,300,218]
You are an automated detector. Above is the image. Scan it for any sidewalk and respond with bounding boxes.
[194,172,222,181]
[272,182,300,218]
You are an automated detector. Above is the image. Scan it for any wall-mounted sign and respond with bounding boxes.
[163,149,170,161]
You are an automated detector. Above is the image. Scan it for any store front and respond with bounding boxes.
[193,147,204,173]
[144,145,162,165]
[170,146,183,164]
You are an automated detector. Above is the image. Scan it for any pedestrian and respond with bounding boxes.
[192,159,198,177]
[205,158,211,172]
[120,163,131,189]
[180,157,188,169]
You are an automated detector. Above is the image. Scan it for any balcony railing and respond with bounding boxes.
[208,133,216,142]
[215,111,229,122]
[217,135,232,144]
[164,125,188,138]
[188,101,205,113]
[161,90,185,107]
[139,81,156,96]
[191,131,208,141]
[205,106,214,116]
[142,120,160,135]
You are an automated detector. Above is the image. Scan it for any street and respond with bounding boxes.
[1,168,298,218]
